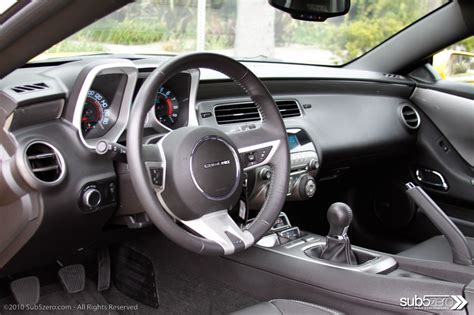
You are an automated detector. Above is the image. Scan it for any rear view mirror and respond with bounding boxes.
[269,0,350,21]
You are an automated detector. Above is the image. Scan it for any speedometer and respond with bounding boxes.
[81,90,111,137]
[154,86,179,128]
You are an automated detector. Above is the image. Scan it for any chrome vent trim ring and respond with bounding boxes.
[24,141,66,185]
[399,104,421,130]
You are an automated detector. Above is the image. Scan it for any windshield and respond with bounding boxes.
[34,0,449,65]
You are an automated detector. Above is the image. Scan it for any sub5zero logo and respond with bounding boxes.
[400,295,468,310]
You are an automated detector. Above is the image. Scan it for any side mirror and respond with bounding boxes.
[269,0,350,22]
[435,51,474,84]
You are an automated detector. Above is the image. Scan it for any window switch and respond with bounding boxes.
[439,140,449,152]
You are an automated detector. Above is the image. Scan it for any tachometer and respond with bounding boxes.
[154,86,179,128]
[81,90,111,136]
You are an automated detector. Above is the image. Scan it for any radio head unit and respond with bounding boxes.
[287,128,319,171]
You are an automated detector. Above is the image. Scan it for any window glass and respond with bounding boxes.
[0,0,17,15]
[34,0,449,66]
[433,37,474,84]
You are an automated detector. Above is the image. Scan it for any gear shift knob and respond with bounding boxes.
[327,202,353,237]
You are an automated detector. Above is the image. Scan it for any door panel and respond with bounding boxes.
[410,86,474,234]
[412,88,474,166]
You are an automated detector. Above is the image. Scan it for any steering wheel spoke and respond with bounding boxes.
[181,210,254,255]
[228,127,281,171]
[142,144,165,191]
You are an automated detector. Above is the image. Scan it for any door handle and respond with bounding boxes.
[415,168,449,191]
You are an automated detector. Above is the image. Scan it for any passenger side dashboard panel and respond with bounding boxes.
[197,79,417,167]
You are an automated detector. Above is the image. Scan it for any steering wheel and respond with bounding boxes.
[127,53,289,255]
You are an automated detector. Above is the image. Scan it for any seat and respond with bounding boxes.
[398,235,474,263]
[231,299,344,315]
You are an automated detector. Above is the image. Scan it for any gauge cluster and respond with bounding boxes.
[72,62,137,149]
[81,89,113,137]
[71,62,197,149]
[77,71,131,144]
[136,70,195,131]
[154,86,180,128]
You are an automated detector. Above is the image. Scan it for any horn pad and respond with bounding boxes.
[159,127,243,221]
[190,136,240,200]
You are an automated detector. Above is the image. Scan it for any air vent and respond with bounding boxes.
[399,104,421,130]
[384,73,403,80]
[25,142,65,183]
[214,102,260,125]
[11,82,49,94]
[276,100,301,118]
[214,100,301,125]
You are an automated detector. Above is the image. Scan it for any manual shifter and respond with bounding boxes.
[305,202,358,265]
[321,202,358,264]
[327,202,352,237]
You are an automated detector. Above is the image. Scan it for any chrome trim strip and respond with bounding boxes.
[238,139,280,171]
[182,210,254,255]
[259,237,397,274]
[72,62,138,149]
[189,135,241,201]
[187,69,201,127]
[399,104,421,130]
[154,132,171,194]
[285,240,305,249]
[137,64,200,130]
[152,132,180,221]
[270,212,291,231]
[21,140,66,188]
[4,113,14,131]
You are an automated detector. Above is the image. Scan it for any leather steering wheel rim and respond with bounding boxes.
[127,53,289,255]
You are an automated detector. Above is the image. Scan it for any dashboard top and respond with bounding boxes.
[0,57,415,116]
[0,56,417,164]
[2,55,414,89]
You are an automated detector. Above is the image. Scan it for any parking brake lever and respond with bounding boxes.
[405,182,472,266]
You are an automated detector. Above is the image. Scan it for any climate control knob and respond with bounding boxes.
[308,158,319,171]
[305,178,316,198]
[299,175,316,199]
[83,188,101,208]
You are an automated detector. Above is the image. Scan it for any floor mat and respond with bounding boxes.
[0,246,259,315]
[111,240,261,315]
[1,280,117,315]
[1,275,255,315]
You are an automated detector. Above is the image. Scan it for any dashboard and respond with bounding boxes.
[0,56,419,273]
[70,63,197,150]
[80,84,184,137]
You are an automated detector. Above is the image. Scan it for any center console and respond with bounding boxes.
[249,128,319,208]
[224,206,472,314]
[286,128,319,200]
[256,211,398,274]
